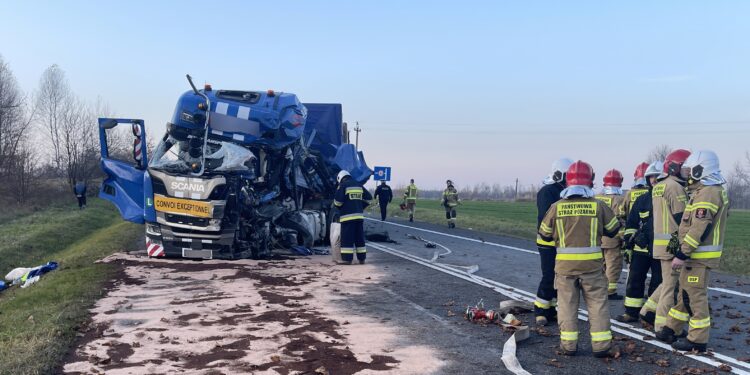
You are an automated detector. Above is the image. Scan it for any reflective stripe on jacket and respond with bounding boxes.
[536,182,565,248]
[443,187,459,207]
[404,184,418,202]
[538,197,621,275]
[595,193,626,249]
[652,176,688,259]
[333,179,372,222]
[678,183,728,268]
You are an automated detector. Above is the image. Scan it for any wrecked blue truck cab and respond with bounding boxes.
[99,82,371,259]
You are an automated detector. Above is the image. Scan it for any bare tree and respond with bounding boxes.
[36,64,71,173]
[0,55,37,203]
[726,153,750,209]
[646,144,671,163]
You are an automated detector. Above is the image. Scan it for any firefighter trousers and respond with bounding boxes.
[603,246,623,295]
[666,266,711,344]
[555,270,613,353]
[406,201,416,220]
[444,205,457,224]
[641,259,679,331]
[534,246,557,318]
[624,250,662,316]
[340,220,366,263]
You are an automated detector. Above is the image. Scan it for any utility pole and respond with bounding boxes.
[354,121,362,150]
[515,178,519,201]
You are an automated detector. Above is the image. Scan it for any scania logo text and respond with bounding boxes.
[170,181,205,193]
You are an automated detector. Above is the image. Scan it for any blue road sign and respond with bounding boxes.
[373,166,391,181]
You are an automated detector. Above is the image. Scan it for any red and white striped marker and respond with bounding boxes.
[133,138,142,162]
[146,238,164,257]
[132,123,142,163]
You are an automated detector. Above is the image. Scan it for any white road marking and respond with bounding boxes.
[367,218,750,299]
[367,241,750,374]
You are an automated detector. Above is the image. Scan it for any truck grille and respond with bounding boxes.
[164,213,209,227]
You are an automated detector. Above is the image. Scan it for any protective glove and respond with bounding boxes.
[623,234,634,251]
[634,232,650,250]
[623,249,633,264]
[666,232,680,255]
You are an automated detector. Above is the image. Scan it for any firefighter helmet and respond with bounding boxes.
[603,169,624,187]
[566,160,595,187]
[336,170,351,183]
[663,149,691,176]
[632,162,649,187]
[682,150,720,181]
[634,162,649,179]
[645,161,663,177]
[550,158,574,183]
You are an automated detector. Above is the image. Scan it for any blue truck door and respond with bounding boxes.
[98,118,149,224]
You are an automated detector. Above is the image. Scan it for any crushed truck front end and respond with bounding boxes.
[98,78,372,260]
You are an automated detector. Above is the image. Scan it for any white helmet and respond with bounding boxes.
[548,157,574,183]
[683,150,720,181]
[645,161,663,177]
[336,170,351,183]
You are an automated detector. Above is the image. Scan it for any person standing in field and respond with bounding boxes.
[403,179,418,222]
[74,180,87,209]
[442,179,460,228]
[595,169,627,299]
[534,157,573,326]
[374,181,393,221]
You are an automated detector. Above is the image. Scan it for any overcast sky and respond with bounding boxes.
[2,1,749,190]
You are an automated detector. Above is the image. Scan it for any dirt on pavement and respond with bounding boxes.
[63,253,443,374]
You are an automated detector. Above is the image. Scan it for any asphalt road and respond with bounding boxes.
[359,213,750,374]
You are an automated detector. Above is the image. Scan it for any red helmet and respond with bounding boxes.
[634,162,649,179]
[566,160,595,187]
[663,149,691,176]
[603,169,623,187]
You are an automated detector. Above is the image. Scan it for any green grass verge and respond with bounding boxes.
[382,199,538,239]
[382,199,750,276]
[0,199,142,375]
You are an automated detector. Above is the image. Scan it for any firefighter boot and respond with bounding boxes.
[559,344,577,356]
[655,327,677,344]
[671,338,707,353]
[615,313,639,323]
[640,311,655,327]
[593,345,621,359]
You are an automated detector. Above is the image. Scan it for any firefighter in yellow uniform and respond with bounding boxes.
[660,150,728,352]
[442,180,460,228]
[645,149,690,334]
[404,179,418,222]
[595,169,627,299]
[538,160,621,357]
